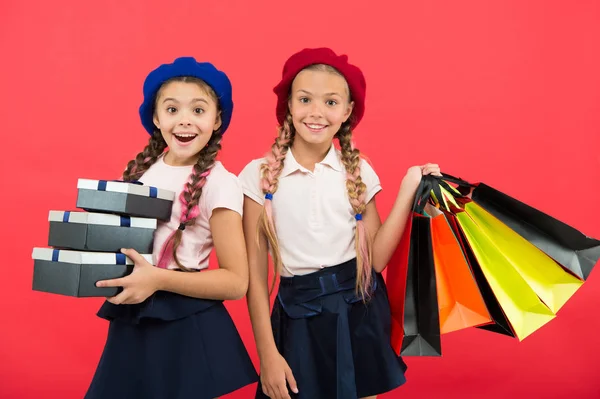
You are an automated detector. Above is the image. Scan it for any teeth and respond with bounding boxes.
[175,133,196,137]
[307,124,325,129]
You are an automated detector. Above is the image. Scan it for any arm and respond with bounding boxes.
[243,197,277,357]
[244,196,298,399]
[363,164,440,273]
[99,208,249,303]
[155,207,249,300]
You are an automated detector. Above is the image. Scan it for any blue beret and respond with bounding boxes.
[138,57,233,135]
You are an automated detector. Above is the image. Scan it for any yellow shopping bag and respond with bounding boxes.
[456,206,555,341]
[463,202,583,314]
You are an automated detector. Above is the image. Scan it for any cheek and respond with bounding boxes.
[326,109,347,124]
[200,121,217,134]
[291,119,304,133]
[160,131,171,145]
[197,113,219,129]
[290,103,307,118]
[156,112,174,127]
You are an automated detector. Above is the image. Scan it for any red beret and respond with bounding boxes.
[273,48,366,130]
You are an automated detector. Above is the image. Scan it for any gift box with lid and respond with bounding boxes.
[32,248,154,297]
[48,210,156,253]
[76,179,175,221]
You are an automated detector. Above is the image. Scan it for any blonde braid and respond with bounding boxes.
[259,112,294,292]
[337,123,374,299]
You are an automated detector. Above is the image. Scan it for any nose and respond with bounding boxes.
[308,101,324,118]
[178,110,192,126]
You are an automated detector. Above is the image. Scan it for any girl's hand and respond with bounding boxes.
[401,163,442,190]
[260,350,298,399]
[96,248,162,305]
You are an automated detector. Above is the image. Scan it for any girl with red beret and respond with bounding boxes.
[239,48,441,399]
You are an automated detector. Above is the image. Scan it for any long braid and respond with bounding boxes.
[259,112,294,292]
[122,130,167,181]
[337,123,373,300]
[156,133,223,271]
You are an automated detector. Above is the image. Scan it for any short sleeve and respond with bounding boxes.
[238,159,265,205]
[360,158,382,203]
[203,167,244,217]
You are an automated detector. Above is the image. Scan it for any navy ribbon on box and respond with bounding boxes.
[96,180,158,198]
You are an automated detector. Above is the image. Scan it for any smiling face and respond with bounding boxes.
[287,66,354,149]
[152,78,221,166]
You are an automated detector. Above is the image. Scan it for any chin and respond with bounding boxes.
[298,130,335,145]
[169,146,202,158]
[309,137,332,145]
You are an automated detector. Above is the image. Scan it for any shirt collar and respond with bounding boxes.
[280,143,343,177]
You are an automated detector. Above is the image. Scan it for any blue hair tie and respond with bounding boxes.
[265,193,273,200]
[355,213,363,221]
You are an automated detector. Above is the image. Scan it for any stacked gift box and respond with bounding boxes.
[32,179,175,297]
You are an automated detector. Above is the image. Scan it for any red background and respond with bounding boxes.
[2,1,599,398]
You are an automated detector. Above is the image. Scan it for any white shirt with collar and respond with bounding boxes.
[239,144,382,276]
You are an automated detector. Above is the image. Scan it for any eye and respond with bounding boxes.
[299,97,309,104]
[326,100,338,106]
[194,107,204,114]
[167,106,177,113]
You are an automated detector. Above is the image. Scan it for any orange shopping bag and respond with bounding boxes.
[430,211,492,334]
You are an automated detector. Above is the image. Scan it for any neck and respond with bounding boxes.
[290,139,332,171]
[163,151,199,167]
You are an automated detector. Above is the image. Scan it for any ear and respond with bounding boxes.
[213,111,222,132]
[153,113,160,129]
[343,101,355,123]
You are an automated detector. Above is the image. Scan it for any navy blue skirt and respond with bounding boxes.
[256,259,407,399]
[85,291,258,399]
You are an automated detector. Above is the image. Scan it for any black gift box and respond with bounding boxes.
[48,210,156,253]
[32,248,153,297]
[76,179,175,221]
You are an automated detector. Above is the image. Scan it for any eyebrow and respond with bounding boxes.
[297,89,343,97]
[162,98,209,104]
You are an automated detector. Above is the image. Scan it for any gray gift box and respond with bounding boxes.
[48,210,157,253]
[32,248,153,297]
[76,179,175,221]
